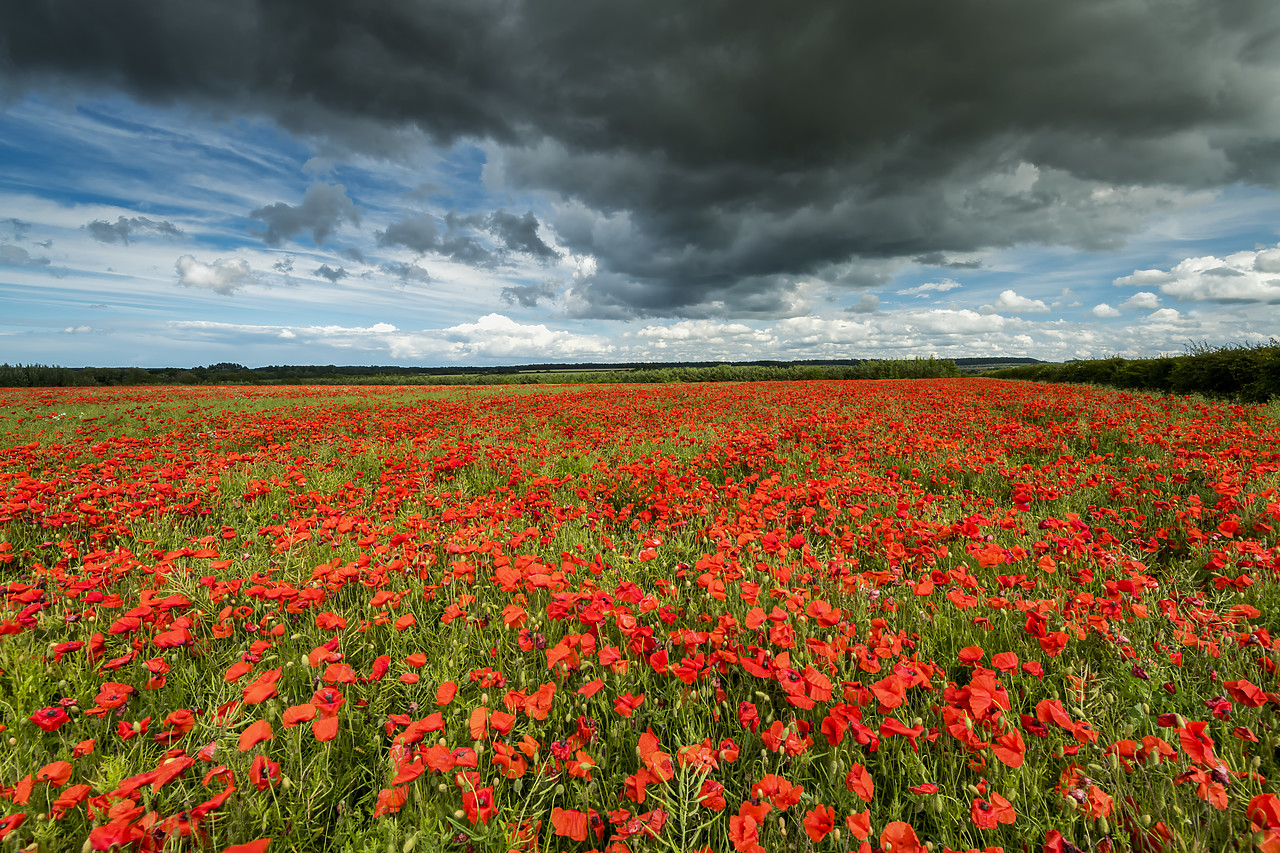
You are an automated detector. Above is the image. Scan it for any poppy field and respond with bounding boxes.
[1,379,1279,853]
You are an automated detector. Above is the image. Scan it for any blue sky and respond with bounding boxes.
[3,2,1280,367]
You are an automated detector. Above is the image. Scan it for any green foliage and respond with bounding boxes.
[0,357,963,387]
[984,340,1280,403]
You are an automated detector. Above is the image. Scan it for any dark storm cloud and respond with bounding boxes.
[250,184,359,246]
[501,279,558,308]
[378,209,557,267]
[377,213,440,255]
[85,215,184,244]
[914,252,983,270]
[379,261,431,285]
[486,210,560,261]
[313,263,348,282]
[378,212,495,266]
[6,0,1280,315]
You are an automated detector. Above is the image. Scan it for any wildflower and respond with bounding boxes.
[237,719,273,752]
[461,786,495,825]
[30,706,71,733]
[250,755,281,791]
[970,792,1016,829]
[804,804,836,842]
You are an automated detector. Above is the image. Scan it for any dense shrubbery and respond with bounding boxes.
[0,357,960,387]
[984,340,1280,403]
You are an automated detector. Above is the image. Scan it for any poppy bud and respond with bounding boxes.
[1098,816,1110,835]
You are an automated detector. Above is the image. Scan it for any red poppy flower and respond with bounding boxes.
[372,787,408,818]
[250,754,281,791]
[1224,679,1268,707]
[698,779,726,811]
[461,786,495,825]
[846,808,871,840]
[312,687,345,717]
[614,692,645,718]
[970,792,1015,829]
[30,706,70,733]
[242,669,282,705]
[282,704,317,728]
[881,821,925,853]
[846,763,874,802]
[311,715,339,742]
[1178,721,1216,765]
[551,807,597,842]
[237,720,273,752]
[804,804,835,842]
[94,682,133,709]
[35,761,72,787]
[1248,794,1280,830]
[0,814,27,843]
[728,813,765,853]
[567,751,596,779]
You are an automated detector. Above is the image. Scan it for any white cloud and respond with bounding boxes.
[1113,247,1280,303]
[896,278,961,296]
[1122,291,1162,310]
[1144,308,1184,324]
[429,314,612,360]
[571,254,598,280]
[170,314,614,362]
[981,289,1050,314]
[1113,268,1176,287]
[635,319,772,343]
[175,254,255,295]
[1091,303,1122,317]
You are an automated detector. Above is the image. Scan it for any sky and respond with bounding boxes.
[2,1,1280,368]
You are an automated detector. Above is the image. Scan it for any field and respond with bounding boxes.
[1,379,1279,853]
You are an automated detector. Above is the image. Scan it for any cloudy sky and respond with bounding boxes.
[3,0,1280,367]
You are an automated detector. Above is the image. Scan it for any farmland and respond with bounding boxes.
[1,380,1279,853]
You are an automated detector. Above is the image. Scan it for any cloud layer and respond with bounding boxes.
[6,0,1280,317]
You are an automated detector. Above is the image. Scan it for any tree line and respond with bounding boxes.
[0,357,962,387]
[983,340,1280,403]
